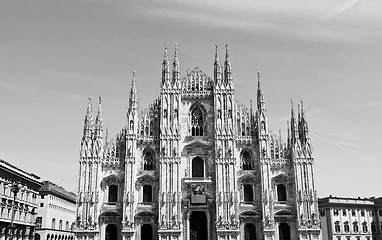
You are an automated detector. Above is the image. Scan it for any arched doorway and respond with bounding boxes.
[279,223,291,240]
[141,224,153,240]
[192,157,204,177]
[189,211,207,240]
[105,224,118,240]
[244,223,256,240]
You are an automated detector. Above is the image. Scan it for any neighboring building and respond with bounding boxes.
[371,198,382,240]
[0,159,43,240]
[319,196,376,240]
[35,181,76,240]
[73,45,321,240]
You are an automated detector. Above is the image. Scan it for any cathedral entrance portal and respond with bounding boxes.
[189,211,207,240]
[105,224,117,240]
[244,223,256,240]
[278,223,291,240]
[141,224,153,240]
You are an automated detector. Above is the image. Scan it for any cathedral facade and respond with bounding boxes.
[73,45,321,240]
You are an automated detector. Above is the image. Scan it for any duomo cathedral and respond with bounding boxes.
[73,44,322,240]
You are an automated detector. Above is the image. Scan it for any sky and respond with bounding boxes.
[0,0,381,197]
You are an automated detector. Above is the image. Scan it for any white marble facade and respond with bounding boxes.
[73,45,321,240]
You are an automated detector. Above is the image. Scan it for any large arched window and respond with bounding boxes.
[192,157,204,177]
[277,184,287,202]
[362,222,368,233]
[243,185,254,202]
[143,185,152,203]
[344,221,350,233]
[143,150,155,170]
[108,185,118,203]
[191,106,204,136]
[241,151,252,170]
[334,221,340,233]
[353,222,359,232]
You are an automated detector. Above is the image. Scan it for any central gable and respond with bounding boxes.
[182,67,213,97]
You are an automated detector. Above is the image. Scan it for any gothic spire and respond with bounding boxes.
[290,99,299,144]
[257,71,266,111]
[83,97,93,139]
[300,100,310,143]
[172,43,180,85]
[162,43,170,87]
[94,96,103,138]
[214,44,222,85]
[224,44,233,85]
[129,70,138,110]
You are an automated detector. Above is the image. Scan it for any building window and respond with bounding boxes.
[352,209,356,216]
[66,221,69,231]
[276,184,287,202]
[334,209,339,216]
[353,222,359,232]
[41,195,44,199]
[108,185,118,203]
[143,150,155,170]
[320,210,325,217]
[243,185,253,202]
[371,222,376,232]
[59,220,63,230]
[379,210,382,216]
[241,151,252,170]
[334,221,341,233]
[143,185,152,203]
[344,221,350,233]
[192,157,204,177]
[36,217,42,228]
[52,218,56,229]
[40,203,44,207]
[191,106,204,136]
[343,209,347,216]
[362,222,368,233]
[361,210,365,216]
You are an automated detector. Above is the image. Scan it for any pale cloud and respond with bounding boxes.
[128,0,382,44]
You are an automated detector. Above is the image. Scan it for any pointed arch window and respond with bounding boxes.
[143,150,155,170]
[108,185,118,203]
[191,106,204,136]
[192,157,204,177]
[143,185,152,203]
[243,185,254,202]
[241,151,252,170]
[277,184,287,202]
